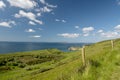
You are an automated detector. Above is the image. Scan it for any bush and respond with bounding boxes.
[18,63,26,68]
[25,67,33,71]
[12,62,18,66]
[7,62,18,66]
[0,59,6,66]
[0,66,12,71]
[7,57,14,61]
[88,59,101,67]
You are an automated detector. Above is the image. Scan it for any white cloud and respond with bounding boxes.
[55,19,67,23]
[9,21,16,25]
[98,29,103,33]
[15,10,35,19]
[82,27,94,33]
[40,0,46,4]
[7,0,36,9]
[36,7,54,13]
[101,31,119,38]
[0,21,16,28]
[35,7,53,13]
[14,14,21,18]
[29,21,36,25]
[38,28,43,30]
[31,35,41,38]
[40,6,52,13]
[43,6,52,12]
[35,9,41,12]
[114,25,120,30]
[0,22,10,28]
[37,13,41,16]
[75,26,79,29]
[40,0,57,8]
[83,33,89,37]
[25,29,35,32]
[55,19,60,22]
[15,10,43,25]
[58,33,80,38]
[0,1,6,9]
[62,20,66,23]
[117,0,120,5]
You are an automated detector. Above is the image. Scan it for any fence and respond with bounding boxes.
[81,40,114,66]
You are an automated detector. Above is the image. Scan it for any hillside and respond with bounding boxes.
[0,39,120,80]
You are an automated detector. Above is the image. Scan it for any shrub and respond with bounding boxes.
[12,62,18,66]
[25,67,33,71]
[18,63,26,68]
[0,59,6,66]
[0,66,12,71]
[7,57,14,61]
[88,59,101,67]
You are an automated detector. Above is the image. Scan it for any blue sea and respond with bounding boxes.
[0,42,91,54]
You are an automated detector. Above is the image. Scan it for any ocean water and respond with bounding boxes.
[0,42,90,54]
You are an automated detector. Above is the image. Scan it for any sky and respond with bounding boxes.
[1,0,120,43]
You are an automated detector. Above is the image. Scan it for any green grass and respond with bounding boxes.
[0,39,120,80]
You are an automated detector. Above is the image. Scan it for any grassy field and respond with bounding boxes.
[0,39,120,80]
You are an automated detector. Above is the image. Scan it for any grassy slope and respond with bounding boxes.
[0,39,120,80]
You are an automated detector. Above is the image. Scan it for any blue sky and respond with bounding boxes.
[1,0,120,42]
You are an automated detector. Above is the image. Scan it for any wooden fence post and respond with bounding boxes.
[82,46,86,66]
[111,40,114,50]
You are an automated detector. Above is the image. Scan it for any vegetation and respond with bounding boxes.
[0,39,120,80]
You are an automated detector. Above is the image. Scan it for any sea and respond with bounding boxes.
[0,42,91,54]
